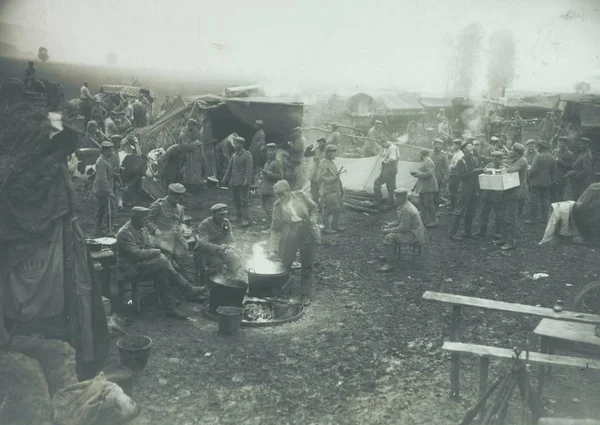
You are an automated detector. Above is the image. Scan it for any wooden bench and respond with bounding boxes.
[422,291,600,399]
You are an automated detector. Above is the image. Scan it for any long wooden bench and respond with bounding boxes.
[423,291,600,399]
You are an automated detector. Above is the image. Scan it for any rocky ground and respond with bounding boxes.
[74,180,600,425]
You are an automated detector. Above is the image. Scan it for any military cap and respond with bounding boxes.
[490,136,499,142]
[100,141,113,148]
[394,188,409,195]
[234,136,245,143]
[452,138,463,145]
[210,203,228,214]
[87,120,99,127]
[433,138,444,144]
[525,139,536,146]
[168,183,186,194]
[187,118,199,126]
[461,141,473,150]
[131,206,150,217]
[537,140,550,149]
[466,136,476,142]
[420,149,430,156]
[325,145,338,152]
[491,151,504,157]
[317,137,327,143]
[266,143,278,148]
[512,143,525,153]
[580,137,591,143]
[255,119,263,125]
[111,134,123,141]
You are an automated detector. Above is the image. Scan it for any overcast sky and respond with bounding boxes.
[1,0,599,94]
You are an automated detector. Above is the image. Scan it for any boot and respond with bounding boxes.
[331,213,345,232]
[377,244,396,273]
[165,303,188,320]
[174,274,209,300]
[449,214,461,239]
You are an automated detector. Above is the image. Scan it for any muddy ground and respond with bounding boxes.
[75,181,600,425]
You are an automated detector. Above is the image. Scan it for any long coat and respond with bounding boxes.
[528,152,556,188]
[415,156,439,193]
[317,158,344,212]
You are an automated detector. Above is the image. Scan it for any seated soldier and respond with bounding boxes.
[378,188,427,273]
[194,203,243,280]
[116,206,207,319]
[147,183,204,291]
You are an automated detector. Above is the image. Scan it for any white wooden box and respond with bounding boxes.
[478,171,520,191]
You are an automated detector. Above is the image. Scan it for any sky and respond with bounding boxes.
[1,0,599,95]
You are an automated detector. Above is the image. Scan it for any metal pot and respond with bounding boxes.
[208,275,248,315]
[247,267,290,298]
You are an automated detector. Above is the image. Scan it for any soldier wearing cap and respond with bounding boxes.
[477,133,494,165]
[327,123,343,148]
[449,140,484,240]
[194,203,242,279]
[448,138,464,211]
[497,143,528,250]
[565,137,594,200]
[116,206,206,319]
[378,188,426,273]
[283,126,307,190]
[431,138,449,211]
[525,139,538,170]
[90,100,105,131]
[104,111,118,138]
[365,120,385,157]
[510,111,524,144]
[551,136,574,202]
[92,141,116,236]
[179,118,203,188]
[268,180,320,306]
[84,120,109,148]
[477,151,506,238]
[259,143,284,226]
[80,81,94,126]
[412,149,439,227]
[318,144,345,233]
[437,116,452,146]
[372,139,401,210]
[223,136,253,226]
[249,119,266,186]
[116,111,132,136]
[525,140,556,224]
[305,137,328,205]
[539,111,556,143]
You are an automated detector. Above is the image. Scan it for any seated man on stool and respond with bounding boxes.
[194,203,243,281]
[147,183,206,295]
[116,206,207,319]
[378,188,427,273]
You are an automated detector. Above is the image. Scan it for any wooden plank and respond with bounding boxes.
[442,342,600,370]
[423,291,600,325]
[534,319,600,347]
[538,419,600,425]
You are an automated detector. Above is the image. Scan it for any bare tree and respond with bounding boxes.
[574,81,591,94]
[486,29,516,99]
[37,46,49,63]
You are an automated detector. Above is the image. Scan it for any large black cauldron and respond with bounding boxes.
[208,275,248,315]
[247,267,290,298]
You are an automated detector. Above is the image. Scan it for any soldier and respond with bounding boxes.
[510,111,524,144]
[104,111,118,138]
[449,140,484,240]
[249,119,266,186]
[412,150,439,228]
[448,138,465,212]
[539,111,555,143]
[437,116,452,146]
[215,134,236,181]
[222,136,253,226]
[372,140,400,210]
[109,135,123,209]
[565,137,594,201]
[179,118,203,189]
[431,138,449,211]
[477,133,494,165]
[522,139,538,215]
[194,204,242,279]
[158,141,202,186]
[327,124,343,147]
[477,151,505,239]
[497,143,528,250]
[84,121,109,148]
[116,207,205,319]
[364,120,385,157]
[90,100,105,131]
[80,81,94,126]
[304,137,327,205]
[318,145,345,234]
[378,188,427,273]
[24,61,36,90]
[92,141,116,236]
[551,136,574,202]
[285,127,307,190]
[259,143,284,227]
[268,180,320,306]
[482,110,494,141]
[525,140,556,224]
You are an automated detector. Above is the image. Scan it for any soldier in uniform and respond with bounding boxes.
[92,141,115,236]
[477,133,495,165]
[497,143,528,250]
[104,111,118,138]
[551,136,574,202]
[327,124,343,147]
[378,188,427,273]
[285,127,307,190]
[318,145,345,234]
[259,143,284,227]
[448,138,464,212]
[116,206,206,319]
[477,151,505,239]
[222,136,253,226]
[412,150,439,228]
[539,112,555,143]
[510,111,524,144]
[249,120,266,186]
[304,137,327,205]
[194,204,242,279]
[90,100,105,131]
[566,137,594,201]
[372,140,400,210]
[431,138,449,212]
[364,120,385,157]
[525,140,556,224]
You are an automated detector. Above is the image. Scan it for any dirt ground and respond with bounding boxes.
[75,180,600,425]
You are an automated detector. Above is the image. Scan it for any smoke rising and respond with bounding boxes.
[487,29,516,98]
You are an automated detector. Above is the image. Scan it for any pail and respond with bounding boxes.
[209,276,247,315]
[116,335,153,373]
[216,306,244,336]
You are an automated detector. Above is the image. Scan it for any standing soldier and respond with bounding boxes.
[158,140,202,187]
[24,61,37,90]
[318,145,345,234]
[249,120,266,186]
[448,138,465,212]
[477,133,494,165]
[437,116,452,147]
[215,134,236,182]
[327,124,343,151]
[104,111,118,138]
[482,110,494,141]
[92,141,115,236]
[304,137,327,205]
[109,135,123,209]
[80,81,95,127]
[539,112,555,143]
[510,111,524,144]
[522,139,538,215]
[90,100,105,131]
[497,143,528,250]
[551,136,574,202]
[525,140,556,225]
[565,137,594,201]
[372,140,400,210]
[179,118,204,191]
[412,150,439,228]
[431,138,449,211]
[364,120,385,157]
[449,140,484,240]
[222,137,253,226]
[259,143,284,228]
[477,151,506,239]
[285,127,306,190]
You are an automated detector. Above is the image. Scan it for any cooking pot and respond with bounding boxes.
[208,275,247,315]
[247,267,290,298]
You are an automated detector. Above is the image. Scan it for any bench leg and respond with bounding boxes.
[450,305,461,400]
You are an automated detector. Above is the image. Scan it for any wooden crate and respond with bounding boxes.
[478,171,519,191]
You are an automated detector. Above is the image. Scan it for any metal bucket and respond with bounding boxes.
[216,306,244,336]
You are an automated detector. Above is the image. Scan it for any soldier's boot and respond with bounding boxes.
[300,271,314,306]
[449,214,462,240]
[377,244,396,273]
[161,291,188,320]
[173,273,209,300]
[463,218,478,238]
[322,213,334,234]
[331,213,345,232]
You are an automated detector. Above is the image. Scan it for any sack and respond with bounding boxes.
[52,372,139,425]
[0,351,53,425]
[573,183,600,242]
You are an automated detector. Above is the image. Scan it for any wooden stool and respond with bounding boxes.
[118,276,161,314]
[394,243,422,265]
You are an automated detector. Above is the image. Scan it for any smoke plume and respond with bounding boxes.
[486,29,516,98]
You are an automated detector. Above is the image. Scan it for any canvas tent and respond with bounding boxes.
[345,92,424,133]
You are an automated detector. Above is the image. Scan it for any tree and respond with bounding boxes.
[574,81,591,94]
[106,51,118,66]
[455,22,484,97]
[487,29,516,99]
[37,46,49,63]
